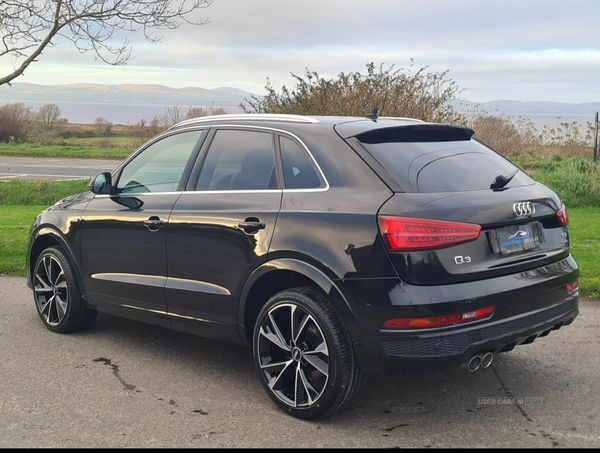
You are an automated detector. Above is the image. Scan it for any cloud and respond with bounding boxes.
[0,0,598,102]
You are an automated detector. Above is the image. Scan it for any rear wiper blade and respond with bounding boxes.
[490,169,518,190]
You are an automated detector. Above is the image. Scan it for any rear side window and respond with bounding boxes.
[357,134,533,193]
[279,136,322,189]
[196,130,277,191]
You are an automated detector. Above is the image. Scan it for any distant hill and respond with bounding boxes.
[0,82,257,107]
[451,99,600,116]
[1,83,597,116]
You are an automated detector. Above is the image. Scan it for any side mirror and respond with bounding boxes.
[89,172,112,195]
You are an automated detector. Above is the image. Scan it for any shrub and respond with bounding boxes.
[0,102,33,142]
[242,61,462,122]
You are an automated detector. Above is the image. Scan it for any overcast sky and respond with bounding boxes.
[2,0,599,102]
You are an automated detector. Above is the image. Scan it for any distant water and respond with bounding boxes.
[0,100,594,130]
[0,100,241,125]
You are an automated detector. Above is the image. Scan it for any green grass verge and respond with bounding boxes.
[0,205,45,275]
[0,180,89,205]
[569,208,600,298]
[0,203,598,298]
[0,143,131,160]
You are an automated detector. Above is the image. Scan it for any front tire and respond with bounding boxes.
[32,246,97,333]
[253,287,363,419]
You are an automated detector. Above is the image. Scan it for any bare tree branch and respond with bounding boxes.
[0,0,213,85]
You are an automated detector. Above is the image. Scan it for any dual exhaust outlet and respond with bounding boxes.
[467,352,494,372]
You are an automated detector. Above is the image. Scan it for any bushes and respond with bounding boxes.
[242,61,462,122]
[0,102,33,142]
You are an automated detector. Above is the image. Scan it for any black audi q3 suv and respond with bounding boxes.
[27,114,579,419]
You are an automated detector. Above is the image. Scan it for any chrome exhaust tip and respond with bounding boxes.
[468,355,482,373]
[481,352,494,369]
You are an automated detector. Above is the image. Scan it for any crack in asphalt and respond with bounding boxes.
[491,363,560,447]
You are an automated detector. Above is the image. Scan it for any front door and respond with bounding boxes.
[80,130,205,326]
[166,128,282,340]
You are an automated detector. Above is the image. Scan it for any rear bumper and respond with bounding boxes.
[356,296,578,374]
[345,255,579,374]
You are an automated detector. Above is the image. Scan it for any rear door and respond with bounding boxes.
[165,127,282,340]
[80,130,205,325]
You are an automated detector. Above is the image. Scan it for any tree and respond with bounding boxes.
[36,104,62,131]
[242,61,463,123]
[0,102,32,141]
[0,0,213,86]
[94,116,112,135]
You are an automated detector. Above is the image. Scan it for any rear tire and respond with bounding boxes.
[253,287,363,419]
[32,246,97,333]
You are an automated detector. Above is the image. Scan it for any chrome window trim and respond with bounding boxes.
[170,114,321,129]
[105,124,330,195]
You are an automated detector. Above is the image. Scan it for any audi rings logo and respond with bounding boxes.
[513,202,535,217]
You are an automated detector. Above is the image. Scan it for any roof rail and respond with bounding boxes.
[170,113,320,129]
[378,117,425,123]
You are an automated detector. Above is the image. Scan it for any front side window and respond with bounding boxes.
[196,130,277,191]
[279,136,322,189]
[117,131,202,193]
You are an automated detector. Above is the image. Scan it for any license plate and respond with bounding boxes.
[495,223,542,255]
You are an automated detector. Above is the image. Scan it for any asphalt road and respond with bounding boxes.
[1,276,599,448]
[0,156,118,181]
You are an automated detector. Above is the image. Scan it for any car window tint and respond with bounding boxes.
[359,138,533,193]
[117,131,202,193]
[279,136,322,189]
[196,130,277,191]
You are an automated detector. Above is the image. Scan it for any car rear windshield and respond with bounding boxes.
[357,133,534,193]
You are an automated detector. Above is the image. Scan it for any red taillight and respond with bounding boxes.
[567,280,578,292]
[382,306,495,330]
[377,216,481,252]
[557,204,569,226]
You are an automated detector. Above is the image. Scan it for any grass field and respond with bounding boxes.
[0,180,89,205]
[0,193,597,297]
[0,142,132,160]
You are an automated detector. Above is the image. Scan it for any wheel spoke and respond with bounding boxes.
[55,295,67,322]
[304,340,329,357]
[299,367,318,406]
[260,359,292,370]
[304,354,329,377]
[294,314,310,345]
[290,305,297,346]
[43,256,53,283]
[268,360,293,390]
[54,269,65,286]
[39,295,54,316]
[259,326,290,352]
[268,312,290,351]
[35,274,52,291]
[294,362,300,407]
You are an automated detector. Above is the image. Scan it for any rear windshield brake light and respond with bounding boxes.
[378,216,481,252]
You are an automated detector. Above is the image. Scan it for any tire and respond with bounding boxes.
[32,246,97,333]
[253,287,363,419]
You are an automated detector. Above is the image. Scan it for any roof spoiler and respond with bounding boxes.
[354,124,475,144]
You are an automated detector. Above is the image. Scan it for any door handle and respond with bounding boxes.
[143,216,165,232]
[238,218,266,233]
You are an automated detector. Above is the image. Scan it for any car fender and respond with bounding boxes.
[238,258,361,344]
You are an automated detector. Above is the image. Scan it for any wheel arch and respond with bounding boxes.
[29,227,85,295]
[238,258,361,346]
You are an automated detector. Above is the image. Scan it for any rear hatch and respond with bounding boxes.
[340,123,570,285]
